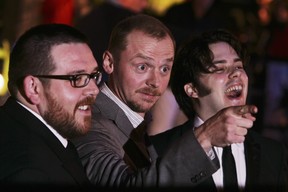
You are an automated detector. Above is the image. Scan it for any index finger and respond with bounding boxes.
[238,105,258,115]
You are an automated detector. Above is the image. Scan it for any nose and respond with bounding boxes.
[146,71,160,88]
[83,80,99,97]
[228,68,241,79]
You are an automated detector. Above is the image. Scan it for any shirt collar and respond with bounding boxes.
[101,83,143,128]
[194,116,204,127]
[16,101,68,147]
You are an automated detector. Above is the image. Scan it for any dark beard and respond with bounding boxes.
[43,93,91,139]
[128,87,161,112]
[127,100,148,113]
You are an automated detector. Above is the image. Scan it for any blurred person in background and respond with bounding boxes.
[161,0,235,46]
[263,0,288,146]
[147,86,188,135]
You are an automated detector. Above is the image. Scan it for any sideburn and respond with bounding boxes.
[194,80,211,97]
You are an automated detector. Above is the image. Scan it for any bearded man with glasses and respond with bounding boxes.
[0,23,100,190]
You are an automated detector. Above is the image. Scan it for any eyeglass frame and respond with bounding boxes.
[34,71,102,88]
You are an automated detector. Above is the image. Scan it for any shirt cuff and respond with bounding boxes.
[206,148,216,160]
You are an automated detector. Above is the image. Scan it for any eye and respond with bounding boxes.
[74,75,83,82]
[160,65,170,75]
[209,67,224,73]
[137,64,148,72]
[73,74,86,86]
[214,68,225,73]
[235,65,244,70]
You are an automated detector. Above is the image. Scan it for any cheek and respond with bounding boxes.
[160,77,170,91]
[204,75,225,88]
[53,86,79,112]
[118,66,139,85]
[243,73,249,84]
[123,75,140,90]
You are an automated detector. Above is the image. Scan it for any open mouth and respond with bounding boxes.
[225,85,243,99]
[76,97,95,112]
[78,105,90,111]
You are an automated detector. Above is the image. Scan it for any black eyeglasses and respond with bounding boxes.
[34,71,102,88]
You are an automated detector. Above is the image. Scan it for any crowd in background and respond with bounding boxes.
[1,0,288,146]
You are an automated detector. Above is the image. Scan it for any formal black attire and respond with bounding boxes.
[150,120,288,191]
[0,97,91,191]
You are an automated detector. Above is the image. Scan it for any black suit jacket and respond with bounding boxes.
[149,120,288,191]
[0,97,90,190]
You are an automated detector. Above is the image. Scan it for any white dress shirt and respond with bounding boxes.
[101,83,143,128]
[194,116,246,189]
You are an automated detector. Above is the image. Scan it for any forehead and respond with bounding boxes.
[50,43,98,73]
[126,30,173,45]
[124,30,174,56]
[209,42,237,58]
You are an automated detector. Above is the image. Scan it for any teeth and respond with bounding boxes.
[78,105,89,110]
[225,85,242,93]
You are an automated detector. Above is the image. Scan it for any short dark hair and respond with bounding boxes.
[170,29,250,118]
[107,14,175,63]
[8,23,89,96]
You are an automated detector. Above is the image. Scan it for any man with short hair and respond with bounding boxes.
[0,24,101,190]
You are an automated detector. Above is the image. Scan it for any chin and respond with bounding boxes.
[229,100,245,106]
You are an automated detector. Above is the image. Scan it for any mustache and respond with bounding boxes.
[76,96,96,107]
[136,87,161,96]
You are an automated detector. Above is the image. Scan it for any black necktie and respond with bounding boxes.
[222,146,239,192]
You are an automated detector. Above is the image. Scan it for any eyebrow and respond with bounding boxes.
[132,53,174,64]
[212,58,242,65]
[67,67,99,75]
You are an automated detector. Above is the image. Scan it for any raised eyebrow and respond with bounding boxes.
[165,57,174,64]
[132,53,174,64]
[131,54,174,69]
[132,53,153,62]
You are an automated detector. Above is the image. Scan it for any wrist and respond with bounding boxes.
[194,126,213,153]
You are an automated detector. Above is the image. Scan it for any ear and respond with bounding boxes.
[184,83,199,98]
[23,75,42,105]
[102,51,114,74]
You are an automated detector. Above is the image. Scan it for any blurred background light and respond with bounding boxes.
[0,40,10,96]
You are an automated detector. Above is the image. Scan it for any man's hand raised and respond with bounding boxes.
[194,105,258,152]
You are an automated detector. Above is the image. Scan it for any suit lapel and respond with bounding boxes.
[95,92,151,170]
[244,131,261,190]
[95,92,134,137]
[62,141,91,185]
